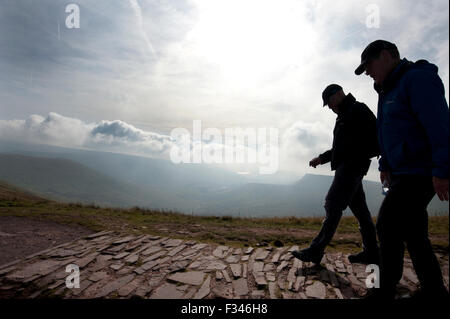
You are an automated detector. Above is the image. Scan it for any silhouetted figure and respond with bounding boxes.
[355,40,449,300]
[291,84,380,265]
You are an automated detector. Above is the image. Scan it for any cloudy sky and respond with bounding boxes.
[0,0,448,182]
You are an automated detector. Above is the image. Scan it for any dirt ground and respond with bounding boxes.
[1,214,447,269]
[0,215,93,266]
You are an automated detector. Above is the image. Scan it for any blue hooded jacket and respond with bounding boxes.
[376,58,449,178]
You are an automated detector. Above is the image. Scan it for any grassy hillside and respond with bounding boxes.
[0,180,447,254]
[0,154,189,210]
[0,180,51,206]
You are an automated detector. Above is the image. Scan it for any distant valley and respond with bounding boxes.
[0,140,447,217]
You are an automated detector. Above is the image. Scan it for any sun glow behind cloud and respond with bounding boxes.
[0,0,448,182]
[185,0,318,90]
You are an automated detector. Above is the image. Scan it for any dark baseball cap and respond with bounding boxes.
[354,40,399,75]
[322,84,342,106]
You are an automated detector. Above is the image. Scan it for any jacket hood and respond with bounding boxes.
[336,93,356,115]
[375,58,439,93]
[411,59,439,74]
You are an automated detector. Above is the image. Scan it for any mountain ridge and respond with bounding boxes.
[0,144,447,217]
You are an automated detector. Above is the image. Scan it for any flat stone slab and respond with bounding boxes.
[245,247,254,254]
[213,246,229,258]
[193,275,210,299]
[205,261,227,270]
[268,282,277,299]
[167,245,186,257]
[0,232,439,300]
[110,263,124,271]
[226,255,240,263]
[305,281,327,299]
[263,263,274,272]
[255,250,271,261]
[94,274,135,298]
[163,239,184,247]
[181,248,197,257]
[191,243,208,250]
[271,253,281,263]
[112,236,136,245]
[222,269,232,283]
[124,254,139,264]
[288,245,299,252]
[253,262,264,273]
[118,278,141,297]
[141,246,162,256]
[255,276,268,287]
[150,283,184,299]
[293,276,305,292]
[334,287,344,299]
[232,278,249,296]
[252,290,265,298]
[48,249,78,258]
[277,261,289,273]
[143,251,166,262]
[6,260,63,280]
[167,271,205,286]
[88,271,109,282]
[233,248,242,255]
[266,272,276,282]
[403,268,419,284]
[113,252,130,260]
[76,253,99,268]
[229,264,241,278]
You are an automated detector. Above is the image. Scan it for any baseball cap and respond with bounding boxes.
[322,84,343,106]
[354,40,399,75]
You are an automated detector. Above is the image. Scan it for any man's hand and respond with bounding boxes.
[309,157,322,168]
[433,176,449,201]
[380,171,391,187]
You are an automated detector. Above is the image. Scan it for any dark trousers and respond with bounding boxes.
[310,164,379,253]
[377,174,446,292]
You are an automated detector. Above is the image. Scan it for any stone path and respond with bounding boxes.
[0,231,448,299]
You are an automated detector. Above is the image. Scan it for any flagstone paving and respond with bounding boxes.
[0,231,448,299]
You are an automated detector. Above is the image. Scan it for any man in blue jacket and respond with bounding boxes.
[355,40,449,299]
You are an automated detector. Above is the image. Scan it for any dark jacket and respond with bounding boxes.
[319,93,379,175]
[376,58,449,178]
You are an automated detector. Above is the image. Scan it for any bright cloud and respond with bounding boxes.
[0,0,448,182]
[0,113,175,158]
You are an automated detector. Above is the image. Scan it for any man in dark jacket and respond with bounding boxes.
[355,40,449,299]
[291,84,380,265]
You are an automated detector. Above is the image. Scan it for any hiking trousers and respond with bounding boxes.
[310,164,379,254]
[376,174,446,293]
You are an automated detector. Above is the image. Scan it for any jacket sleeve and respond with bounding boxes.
[378,156,390,172]
[360,105,380,158]
[319,150,332,164]
[406,70,449,178]
[352,104,380,159]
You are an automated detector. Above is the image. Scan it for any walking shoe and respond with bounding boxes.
[291,247,324,264]
[348,250,379,264]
